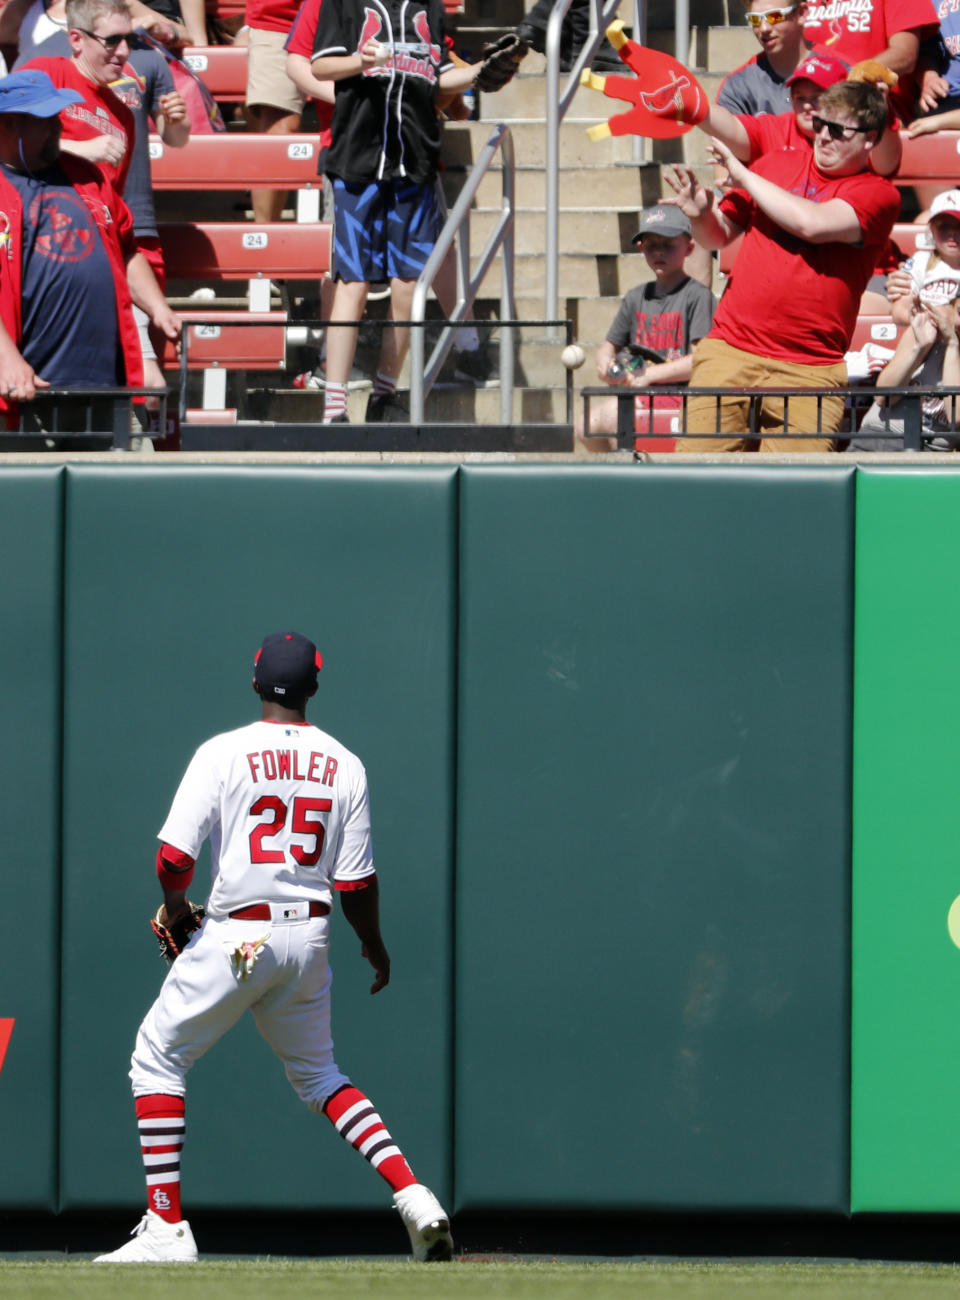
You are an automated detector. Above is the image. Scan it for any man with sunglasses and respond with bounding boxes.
[21,0,135,194]
[717,1,811,117]
[665,80,899,452]
[701,50,901,179]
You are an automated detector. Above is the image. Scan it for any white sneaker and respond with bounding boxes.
[393,1183,453,1261]
[93,1210,198,1263]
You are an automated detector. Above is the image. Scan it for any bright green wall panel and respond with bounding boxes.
[0,469,62,1211]
[59,466,456,1213]
[455,465,854,1212]
[852,468,960,1212]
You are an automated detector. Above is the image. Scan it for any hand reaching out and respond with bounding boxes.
[663,165,715,221]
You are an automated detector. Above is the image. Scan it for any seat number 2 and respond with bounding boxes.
[248,795,332,866]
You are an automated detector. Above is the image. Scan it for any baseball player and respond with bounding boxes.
[94,631,452,1264]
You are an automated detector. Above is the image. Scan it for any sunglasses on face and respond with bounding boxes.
[811,114,870,141]
[746,5,798,28]
[79,27,129,49]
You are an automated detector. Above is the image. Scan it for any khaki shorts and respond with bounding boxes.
[246,26,306,115]
[678,336,847,453]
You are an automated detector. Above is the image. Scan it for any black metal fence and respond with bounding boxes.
[580,384,960,453]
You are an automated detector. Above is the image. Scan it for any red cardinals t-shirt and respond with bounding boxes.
[803,0,938,120]
[22,55,134,194]
[740,111,810,165]
[245,0,301,32]
[709,147,900,364]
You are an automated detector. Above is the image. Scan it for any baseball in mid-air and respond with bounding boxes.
[561,343,586,369]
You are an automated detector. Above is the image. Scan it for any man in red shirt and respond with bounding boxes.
[699,49,901,176]
[803,0,939,122]
[667,79,900,452]
[22,0,135,194]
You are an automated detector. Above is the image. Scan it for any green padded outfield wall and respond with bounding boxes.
[58,466,456,1213]
[852,468,960,1212]
[455,465,854,1212]
[0,469,63,1212]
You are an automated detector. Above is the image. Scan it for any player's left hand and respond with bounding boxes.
[361,938,390,994]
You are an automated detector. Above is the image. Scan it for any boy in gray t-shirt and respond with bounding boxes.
[587,204,716,438]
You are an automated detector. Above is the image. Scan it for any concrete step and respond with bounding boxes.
[472,249,649,297]
[469,205,643,253]
[442,117,644,169]
[442,160,661,209]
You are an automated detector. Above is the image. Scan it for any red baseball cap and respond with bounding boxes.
[786,53,849,91]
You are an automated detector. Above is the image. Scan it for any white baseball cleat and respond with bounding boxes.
[393,1183,454,1261]
[93,1210,198,1263]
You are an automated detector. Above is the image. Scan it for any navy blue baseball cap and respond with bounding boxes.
[0,69,84,117]
[254,631,323,700]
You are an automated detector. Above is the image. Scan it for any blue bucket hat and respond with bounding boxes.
[0,69,84,118]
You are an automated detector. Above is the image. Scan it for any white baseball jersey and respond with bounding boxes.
[158,719,375,916]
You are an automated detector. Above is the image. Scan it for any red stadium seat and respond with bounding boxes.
[847,315,902,351]
[897,132,960,186]
[180,45,248,101]
[149,132,322,189]
[159,221,331,280]
[160,311,289,369]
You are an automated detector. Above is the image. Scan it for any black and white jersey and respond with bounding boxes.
[314,0,453,184]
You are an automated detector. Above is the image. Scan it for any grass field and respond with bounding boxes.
[4,1258,960,1299]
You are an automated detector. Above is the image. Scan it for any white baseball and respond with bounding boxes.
[368,40,390,66]
[561,343,586,369]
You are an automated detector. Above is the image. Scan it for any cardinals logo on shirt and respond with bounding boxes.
[411,10,441,64]
[29,192,95,263]
[355,2,440,81]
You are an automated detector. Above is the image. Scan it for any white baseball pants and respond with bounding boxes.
[130,912,350,1112]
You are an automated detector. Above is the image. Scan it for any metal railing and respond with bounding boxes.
[579,384,960,452]
[544,0,629,329]
[409,123,518,426]
[5,387,167,449]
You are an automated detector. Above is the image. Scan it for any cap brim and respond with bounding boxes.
[0,88,84,117]
[633,228,689,243]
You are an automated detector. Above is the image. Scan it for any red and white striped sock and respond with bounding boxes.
[323,383,347,422]
[135,1094,185,1223]
[372,371,397,399]
[323,1085,416,1193]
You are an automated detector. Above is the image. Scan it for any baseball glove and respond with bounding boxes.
[150,902,205,963]
[474,32,528,94]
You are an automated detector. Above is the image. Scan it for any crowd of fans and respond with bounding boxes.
[587,0,960,453]
[1,0,960,447]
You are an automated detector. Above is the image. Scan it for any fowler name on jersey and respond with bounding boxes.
[246,747,339,785]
